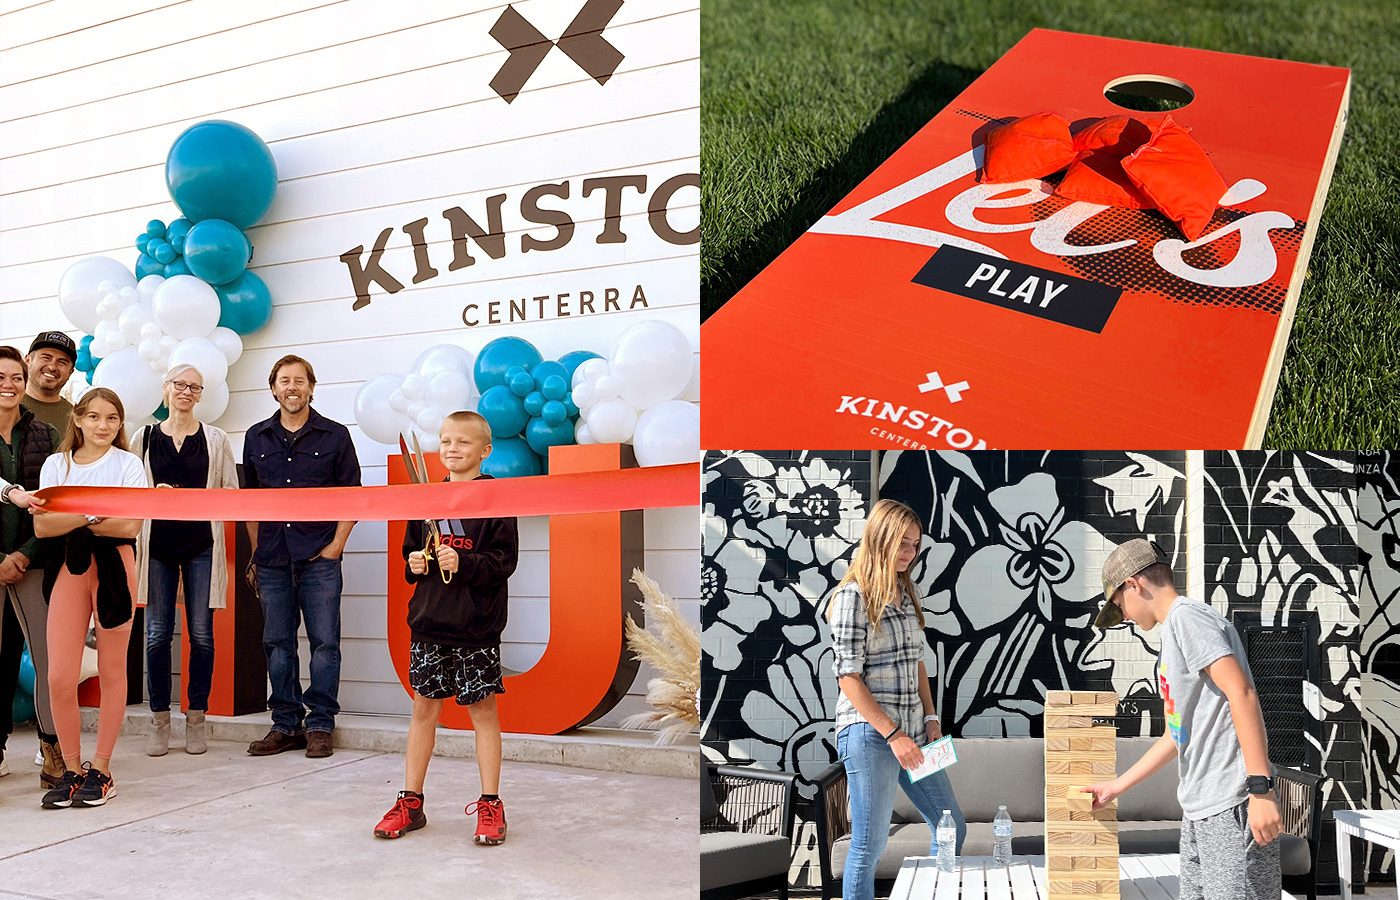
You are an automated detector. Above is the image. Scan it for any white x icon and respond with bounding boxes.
[918,371,970,403]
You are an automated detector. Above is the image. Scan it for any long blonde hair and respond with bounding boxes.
[60,387,130,457]
[829,499,926,634]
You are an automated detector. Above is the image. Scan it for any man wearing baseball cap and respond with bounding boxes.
[1081,538,1283,900]
[22,332,77,434]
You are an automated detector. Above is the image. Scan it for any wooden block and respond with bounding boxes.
[1071,691,1098,705]
[1047,690,1073,706]
[1094,692,1120,705]
[1054,703,1119,717]
[1045,726,1117,742]
[1051,819,1119,834]
[1047,830,1098,846]
[1066,792,1096,812]
[1046,738,1070,751]
[1046,715,1093,729]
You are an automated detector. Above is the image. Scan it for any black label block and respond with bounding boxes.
[912,246,1123,333]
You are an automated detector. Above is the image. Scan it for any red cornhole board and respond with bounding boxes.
[701,29,1350,449]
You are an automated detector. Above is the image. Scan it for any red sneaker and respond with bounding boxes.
[466,797,507,845]
[374,791,427,839]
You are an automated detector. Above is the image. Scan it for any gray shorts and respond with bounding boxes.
[1179,800,1282,900]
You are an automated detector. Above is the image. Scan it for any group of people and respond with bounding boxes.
[0,330,519,847]
[830,500,1284,900]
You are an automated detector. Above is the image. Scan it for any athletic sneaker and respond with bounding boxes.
[466,797,507,845]
[374,791,427,839]
[41,768,84,809]
[0,748,10,777]
[71,764,116,807]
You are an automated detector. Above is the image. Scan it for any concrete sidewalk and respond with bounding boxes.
[0,728,698,900]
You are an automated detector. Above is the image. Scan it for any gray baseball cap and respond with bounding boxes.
[1094,538,1169,628]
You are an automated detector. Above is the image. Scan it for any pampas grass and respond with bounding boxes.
[622,568,700,745]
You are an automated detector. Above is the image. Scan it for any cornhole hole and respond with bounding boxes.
[701,29,1350,449]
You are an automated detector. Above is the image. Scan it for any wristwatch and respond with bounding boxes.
[84,514,102,526]
[1245,775,1275,795]
[0,484,15,505]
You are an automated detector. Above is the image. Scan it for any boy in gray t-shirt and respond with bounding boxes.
[1081,539,1282,900]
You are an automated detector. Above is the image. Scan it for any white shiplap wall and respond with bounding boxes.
[0,0,700,727]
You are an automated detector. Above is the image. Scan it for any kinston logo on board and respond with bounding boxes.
[913,246,1123,333]
[339,173,699,320]
[834,394,990,451]
[489,0,624,103]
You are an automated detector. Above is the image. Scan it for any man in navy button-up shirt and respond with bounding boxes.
[242,355,360,759]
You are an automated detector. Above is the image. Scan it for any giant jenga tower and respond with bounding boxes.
[1044,691,1120,900]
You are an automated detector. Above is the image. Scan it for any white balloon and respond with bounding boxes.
[207,327,243,365]
[118,303,156,344]
[587,399,638,444]
[92,331,125,358]
[152,275,221,341]
[579,358,610,384]
[575,420,596,445]
[149,357,167,373]
[680,358,701,403]
[97,280,119,298]
[571,381,599,411]
[388,389,409,412]
[409,426,441,453]
[118,286,138,304]
[96,295,124,320]
[197,380,230,423]
[401,374,429,401]
[412,344,475,380]
[137,274,165,305]
[168,337,228,385]
[594,375,621,402]
[354,374,410,445]
[610,320,694,409]
[406,399,427,420]
[91,347,164,419]
[631,401,700,466]
[138,339,161,361]
[140,323,163,341]
[415,407,445,434]
[427,370,471,412]
[158,335,178,354]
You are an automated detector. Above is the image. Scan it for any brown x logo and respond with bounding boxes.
[489,0,625,104]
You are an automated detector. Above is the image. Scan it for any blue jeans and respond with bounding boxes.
[257,557,343,734]
[837,722,967,900]
[146,548,215,713]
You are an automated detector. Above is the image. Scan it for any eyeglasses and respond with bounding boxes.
[169,381,204,395]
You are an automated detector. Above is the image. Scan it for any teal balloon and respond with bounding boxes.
[541,374,568,401]
[541,399,568,426]
[146,219,166,237]
[523,390,546,417]
[558,349,602,380]
[152,241,176,264]
[12,690,34,724]
[215,270,273,335]
[563,396,578,418]
[165,120,279,229]
[509,370,534,398]
[531,360,568,388]
[477,385,529,437]
[136,253,165,279]
[473,337,542,392]
[19,648,34,695]
[171,235,186,255]
[136,234,151,254]
[164,258,192,278]
[184,219,250,285]
[481,436,541,479]
[166,218,193,243]
[154,403,170,422]
[525,415,575,457]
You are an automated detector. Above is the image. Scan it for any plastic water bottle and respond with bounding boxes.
[936,809,957,872]
[993,805,1013,866]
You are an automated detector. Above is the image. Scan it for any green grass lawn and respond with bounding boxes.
[701,0,1400,448]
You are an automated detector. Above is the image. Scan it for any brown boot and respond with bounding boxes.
[39,736,64,789]
[247,729,306,756]
[185,710,207,755]
[147,710,171,757]
[306,730,334,759]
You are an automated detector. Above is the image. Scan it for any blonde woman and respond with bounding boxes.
[32,387,147,808]
[129,364,238,756]
[827,499,966,900]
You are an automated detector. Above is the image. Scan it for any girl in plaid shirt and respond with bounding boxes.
[827,499,966,900]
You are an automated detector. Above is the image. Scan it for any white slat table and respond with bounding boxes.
[1334,809,1400,900]
[889,855,1299,899]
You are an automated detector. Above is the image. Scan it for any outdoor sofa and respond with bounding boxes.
[813,736,1325,900]
[702,763,799,900]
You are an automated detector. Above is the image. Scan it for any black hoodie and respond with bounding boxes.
[402,474,519,649]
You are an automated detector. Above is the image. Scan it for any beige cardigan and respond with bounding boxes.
[129,422,240,609]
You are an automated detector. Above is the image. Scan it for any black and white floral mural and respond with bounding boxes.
[1359,452,1400,880]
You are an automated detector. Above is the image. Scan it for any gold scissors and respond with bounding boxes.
[401,434,452,584]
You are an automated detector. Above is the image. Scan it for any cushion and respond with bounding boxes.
[700,831,790,891]
[937,737,1046,822]
[1114,739,1183,821]
[701,769,720,825]
[1072,116,1156,158]
[979,113,1077,183]
[1278,833,1312,876]
[1054,152,1153,209]
[1121,116,1228,240]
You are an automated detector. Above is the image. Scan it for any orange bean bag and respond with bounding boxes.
[1054,152,1152,209]
[1071,116,1157,158]
[1120,116,1228,240]
[979,113,1078,183]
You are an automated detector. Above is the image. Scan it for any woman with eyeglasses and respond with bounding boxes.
[129,365,238,757]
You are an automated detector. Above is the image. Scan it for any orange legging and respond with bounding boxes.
[46,546,137,767]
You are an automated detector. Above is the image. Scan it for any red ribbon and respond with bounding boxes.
[33,463,699,521]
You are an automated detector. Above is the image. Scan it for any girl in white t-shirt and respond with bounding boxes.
[31,387,147,809]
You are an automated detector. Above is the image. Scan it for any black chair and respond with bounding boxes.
[1277,766,1326,900]
[701,764,799,900]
